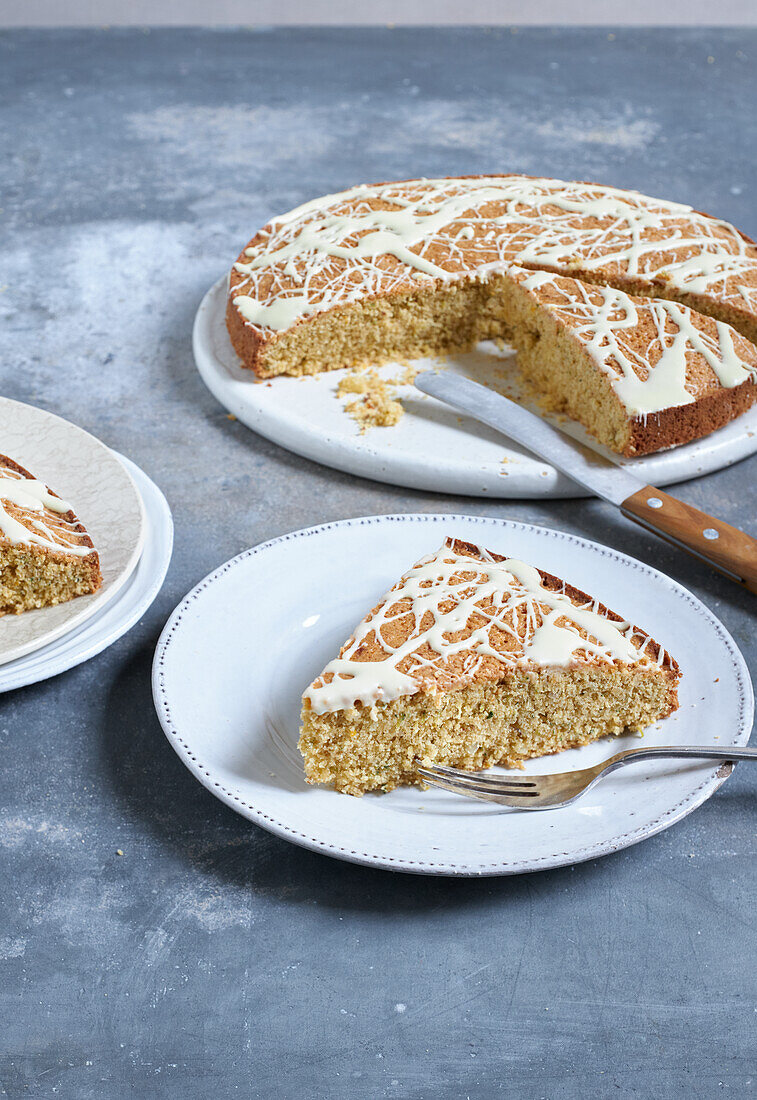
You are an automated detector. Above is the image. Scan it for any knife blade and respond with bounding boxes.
[414,370,757,593]
[415,369,640,505]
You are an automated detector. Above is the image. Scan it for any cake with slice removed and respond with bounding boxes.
[0,454,102,615]
[228,174,757,376]
[226,175,757,455]
[299,538,680,796]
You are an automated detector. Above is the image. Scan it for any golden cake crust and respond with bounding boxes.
[305,537,679,710]
[452,538,679,678]
[625,375,757,455]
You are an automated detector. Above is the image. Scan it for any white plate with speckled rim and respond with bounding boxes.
[0,455,172,693]
[0,399,145,665]
[152,513,753,877]
[195,276,757,500]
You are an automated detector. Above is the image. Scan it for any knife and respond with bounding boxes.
[414,370,757,594]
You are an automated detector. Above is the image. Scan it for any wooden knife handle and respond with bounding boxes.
[621,485,757,594]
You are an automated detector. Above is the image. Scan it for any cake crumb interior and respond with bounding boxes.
[0,543,100,615]
[299,666,676,796]
[266,275,632,452]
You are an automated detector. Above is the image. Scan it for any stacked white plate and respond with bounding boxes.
[0,398,173,692]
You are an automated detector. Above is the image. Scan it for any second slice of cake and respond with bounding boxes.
[0,454,102,615]
[299,538,680,795]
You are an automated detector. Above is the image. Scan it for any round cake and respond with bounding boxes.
[226,174,757,455]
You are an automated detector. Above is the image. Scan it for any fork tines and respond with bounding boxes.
[416,763,539,797]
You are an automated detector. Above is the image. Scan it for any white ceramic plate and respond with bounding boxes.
[152,513,753,877]
[0,454,172,693]
[0,399,145,664]
[195,276,757,499]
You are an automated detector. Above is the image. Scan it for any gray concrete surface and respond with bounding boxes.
[1,27,755,1099]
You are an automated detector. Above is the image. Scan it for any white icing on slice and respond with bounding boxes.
[305,543,659,715]
[0,467,94,557]
[0,477,71,514]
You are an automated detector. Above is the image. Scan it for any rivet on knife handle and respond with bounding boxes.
[621,486,757,594]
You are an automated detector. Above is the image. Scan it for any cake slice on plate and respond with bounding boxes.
[0,454,102,615]
[299,538,680,796]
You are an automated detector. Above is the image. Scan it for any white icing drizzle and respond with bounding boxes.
[519,269,755,415]
[0,465,94,557]
[305,542,663,715]
[231,176,757,334]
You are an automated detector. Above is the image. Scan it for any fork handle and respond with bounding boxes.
[606,745,757,769]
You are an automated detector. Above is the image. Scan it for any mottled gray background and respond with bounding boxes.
[1,27,756,1099]
[4,0,757,26]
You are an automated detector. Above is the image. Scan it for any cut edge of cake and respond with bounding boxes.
[237,263,756,457]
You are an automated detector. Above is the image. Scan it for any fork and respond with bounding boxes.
[416,745,757,810]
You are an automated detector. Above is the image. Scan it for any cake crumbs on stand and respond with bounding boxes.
[336,364,419,432]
